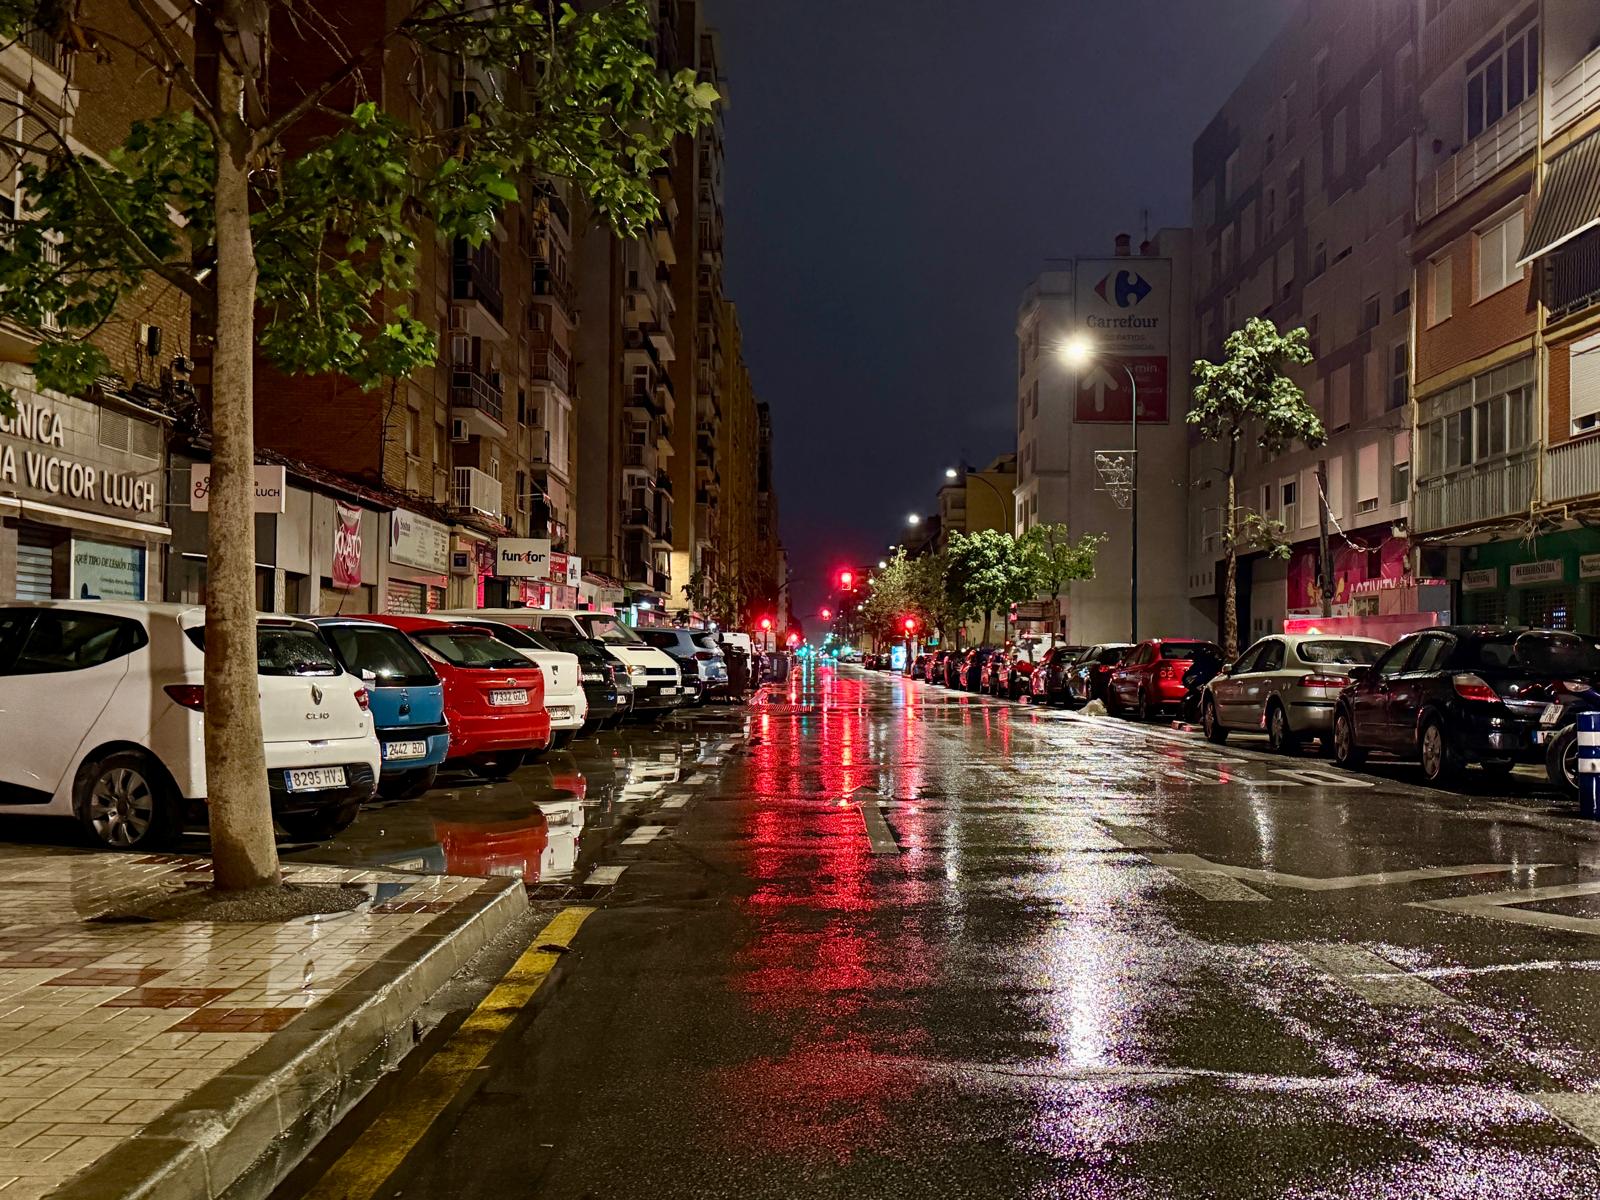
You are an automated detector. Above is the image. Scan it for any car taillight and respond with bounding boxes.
[1299,674,1350,689]
[164,684,206,711]
[1159,662,1180,680]
[694,651,716,660]
[1016,662,1033,673]
[1095,664,1110,675]
[1453,673,1499,703]
[354,687,370,711]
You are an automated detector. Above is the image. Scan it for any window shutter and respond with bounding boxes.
[1571,333,1600,430]
[1300,467,1319,529]
[1329,365,1351,430]
[1326,456,1345,520]
[1358,443,1380,505]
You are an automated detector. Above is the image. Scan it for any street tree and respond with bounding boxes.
[945,529,1032,645]
[905,549,960,646]
[1019,524,1105,647]
[1189,317,1323,658]
[0,0,714,891]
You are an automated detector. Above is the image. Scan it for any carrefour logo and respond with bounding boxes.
[1095,270,1154,309]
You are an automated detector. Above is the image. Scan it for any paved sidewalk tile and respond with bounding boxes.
[0,845,504,1200]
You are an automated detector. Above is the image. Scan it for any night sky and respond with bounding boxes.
[714,1,1296,625]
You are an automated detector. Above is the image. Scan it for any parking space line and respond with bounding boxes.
[858,798,900,856]
[586,865,627,885]
[1164,868,1270,902]
[1293,942,1452,1008]
[660,794,690,809]
[622,825,667,846]
[1531,1093,1600,1146]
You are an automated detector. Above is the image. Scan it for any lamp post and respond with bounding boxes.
[946,465,1013,534]
[1062,337,1141,643]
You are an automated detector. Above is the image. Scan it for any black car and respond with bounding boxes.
[1066,643,1134,707]
[544,633,632,732]
[1332,626,1600,785]
[960,647,998,691]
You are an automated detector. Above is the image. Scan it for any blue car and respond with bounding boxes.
[312,617,449,800]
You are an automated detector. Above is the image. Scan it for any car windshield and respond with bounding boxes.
[461,620,539,650]
[692,633,721,652]
[1160,642,1217,659]
[1299,640,1384,666]
[1468,632,1600,677]
[323,625,437,687]
[544,635,608,663]
[1096,647,1130,663]
[187,624,341,677]
[410,630,529,670]
[576,614,643,645]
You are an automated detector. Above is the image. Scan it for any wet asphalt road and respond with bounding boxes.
[283,662,1600,1198]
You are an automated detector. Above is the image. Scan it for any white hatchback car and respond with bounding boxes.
[0,602,380,849]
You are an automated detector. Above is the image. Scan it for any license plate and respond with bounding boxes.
[1533,730,1550,744]
[1541,703,1563,727]
[491,689,529,706]
[287,766,346,792]
[662,686,678,695]
[383,740,427,761]
[549,707,573,721]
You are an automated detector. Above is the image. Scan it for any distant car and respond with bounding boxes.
[990,650,1034,700]
[1202,633,1387,752]
[1066,644,1134,707]
[1030,645,1080,704]
[910,653,931,680]
[927,650,954,685]
[638,628,729,703]
[1108,638,1222,720]
[0,602,379,849]
[1333,626,1600,785]
[311,618,450,800]
[420,615,588,749]
[541,632,632,731]
[960,647,998,691]
[363,615,550,779]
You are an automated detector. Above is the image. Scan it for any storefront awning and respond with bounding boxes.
[0,495,171,540]
[1519,129,1600,266]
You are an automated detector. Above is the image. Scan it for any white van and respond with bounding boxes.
[528,610,684,721]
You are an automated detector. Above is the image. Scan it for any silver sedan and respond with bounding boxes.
[1202,633,1388,753]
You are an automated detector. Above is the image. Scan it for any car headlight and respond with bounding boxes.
[628,664,648,678]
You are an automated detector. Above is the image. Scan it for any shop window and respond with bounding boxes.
[1463,589,1508,625]
[1521,585,1575,630]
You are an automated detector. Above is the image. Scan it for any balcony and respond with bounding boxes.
[452,241,504,325]
[623,443,657,473]
[656,470,673,496]
[651,569,670,595]
[1412,455,1536,532]
[450,366,505,437]
[532,264,576,320]
[623,506,653,528]
[1546,437,1600,503]
[452,466,502,520]
[1550,228,1600,321]
[626,377,665,418]
[1417,97,1538,224]
[1552,45,1600,137]
[529,333,571,394]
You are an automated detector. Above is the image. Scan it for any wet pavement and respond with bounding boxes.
[272,666,1600,1194]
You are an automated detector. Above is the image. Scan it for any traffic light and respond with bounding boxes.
[820,607,833,620]
[759,616,774,632]
[903,616,917,634]
[838,569,854,590]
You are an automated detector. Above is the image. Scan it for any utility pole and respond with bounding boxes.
[1316,458,1333,619]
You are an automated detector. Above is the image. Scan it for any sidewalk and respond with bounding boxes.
[0,845,527,1200]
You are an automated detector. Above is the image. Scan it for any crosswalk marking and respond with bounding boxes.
[586,865,627,885]
[1294,943,1451,1008]
[622,825,666,846]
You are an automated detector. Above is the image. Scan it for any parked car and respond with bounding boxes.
[988,649,1034,700]
[1108,638,1223,720]
[927,650,953,685]
[525,610,684,722]
[541,633,633,732]
[910,653,931,680]
[959,646,998,691]
[0,602,379,849]
[1031,645,1079,704]
[638,628,729,703]
[363,615,550,779]
[311,618,450,800]
[1063,644,1133,707]
[1201,634,1387,752]
[1332,626,1600,785]
[430,615,587,747]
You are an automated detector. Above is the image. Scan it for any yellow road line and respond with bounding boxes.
[301,906,596,1200]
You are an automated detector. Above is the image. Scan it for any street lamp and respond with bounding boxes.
[1061,336,1141,643]
[944,467,958,480]
[946,463,1014,534]
[907,513,921,526]
[878,559,888,569]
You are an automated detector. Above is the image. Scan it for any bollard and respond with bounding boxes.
[1579,712,1600,819]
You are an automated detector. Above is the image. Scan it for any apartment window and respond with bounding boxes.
[1359,77,1382,153]
[1314,51,1331,109]
[1287,161,1303,211]
[1300,466,1319,529]
[1465,19,1538,141]
[1313,241,1327,277]
[1390,341,1408,410]
[1329,365,1351,431]
[1223,289,1239,330]
[404,408,420,455]
[1391,431,1411,502]
[1326,455,1346,521]
[1330,109,1348,176]
[1281,479,1298,530]
[1427,253,1453,326]
[1418,357,1535,479]
[1276,243,1295,299]
[1224,148,1240,204]
[1260,483,1275,515]
[1475,206,1526,299]
[1357,443,1380,513]
[1221,225,1236,273]
[1394,288,1411,313]
[1280,86,1297,144]
[1571,332,1600,435]
[1361,293,1382,331]
[516,389,527,425]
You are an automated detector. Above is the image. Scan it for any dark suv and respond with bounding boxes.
[1332,626,1600,785]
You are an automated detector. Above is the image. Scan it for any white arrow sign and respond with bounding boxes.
[1081,363,1120,414]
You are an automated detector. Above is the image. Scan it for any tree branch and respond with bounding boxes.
[120,0,221,135]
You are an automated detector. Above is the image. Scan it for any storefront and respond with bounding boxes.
[381,509,450,614]
[1457,528,1600,632]
[0,379,170,602]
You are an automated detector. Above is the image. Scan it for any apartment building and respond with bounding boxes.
[1422,2,1600,631]
[1017,231,1195,644]
[937,455,1017,545]
[716,298,762,602]
[1189,0,1421,643]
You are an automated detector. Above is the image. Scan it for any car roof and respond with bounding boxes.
[1,600,323,633]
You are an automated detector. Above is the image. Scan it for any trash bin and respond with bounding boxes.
[1580,712,1600,819]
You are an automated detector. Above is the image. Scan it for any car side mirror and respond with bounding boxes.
[1347,665,1373,683]
[1219,665,1233,677]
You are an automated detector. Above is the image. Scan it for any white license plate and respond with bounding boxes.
[1541,703,1563,726]
[491,689,529,706]
[549,707,573,721]
[287,766,346,792]
[1533,730,1550,744]
[661,686,678,695]
[383,740,427,761]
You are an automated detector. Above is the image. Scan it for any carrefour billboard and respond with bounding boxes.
[1073,258,1172,424]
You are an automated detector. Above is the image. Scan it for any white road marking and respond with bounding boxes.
[1165,868,1270,902]
[1531,1093,1600,1146]
[683,772,708,785]
[622,825,666,846]
[700,755,724,767]
[1102,823,1171,850]
[1293,942,1452,1008]
[1412,879,1600,935]
[586,865,628,885]
[660,793,690,809]
[857,797,901,856]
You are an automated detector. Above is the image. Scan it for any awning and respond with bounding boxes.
[1519,128,1600,266]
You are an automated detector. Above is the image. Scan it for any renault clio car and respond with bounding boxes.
[0,602,379,849]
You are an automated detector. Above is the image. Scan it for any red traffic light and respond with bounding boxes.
[903,616,917,633]
[786,632,800,646]
[838,570,854,589]
[820,608,833,620]
[759,617,774,631]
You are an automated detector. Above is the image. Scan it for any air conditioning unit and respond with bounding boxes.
[450,418,470,443]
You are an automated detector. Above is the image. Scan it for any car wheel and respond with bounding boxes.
[277,799,361,842]
[74,751,180,851]
[1203,698,1229,744]
[1133,689,1151,722]
[1266,702,1299,755]
[1419,718,1461,785]
[475,751,527,781]
[1547,727,1579,798]
[1333,708,1366,768]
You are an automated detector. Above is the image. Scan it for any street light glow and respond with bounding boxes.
[907,513,921,526]
[1060,335,1093,367]
[878,560,888,569]
[944,467,958,479]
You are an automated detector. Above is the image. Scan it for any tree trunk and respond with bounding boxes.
[982,608,992,645]
[206,6,279,893]
[1222,447,1239,660]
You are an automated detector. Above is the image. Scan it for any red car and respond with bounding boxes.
[1107,638,1221,721]
[363,615,550,779]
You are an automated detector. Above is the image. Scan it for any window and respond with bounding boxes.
[324,625,437,687]
[1276,243,1294,299]
[1417,356,1535,478]
[1,612,147,676]
[1427,253,1453,325]
[1331,109,1348,176]
[1326,455,1345,520]
[1570,332,1600,435]
[1314,51,1331,109]
[1287,161,1303,211]
[1359,77,1383,153]
[1313,241,1327,277]
[1232,642,1266,675]
[1392,431,1410,502]
[1329,365,1351,430]
[1358,443,1380,512]
[1390,341,1408,410]
[1280,86,1297,144]
[1394,288,1411,313]
[1261,483,1275,515]
[1224,148,1240,203]
[1221,225,1236,273]
[1476,207,1525,299]
[1409,635,1452,674]
[1300,467,1319,529]
[1376,638,1417,678]
[1465,20,1538,141]
[1361,293,1382,331]
[1258,640,1286,672]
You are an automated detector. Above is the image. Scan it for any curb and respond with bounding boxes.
[44,876,529,1200]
